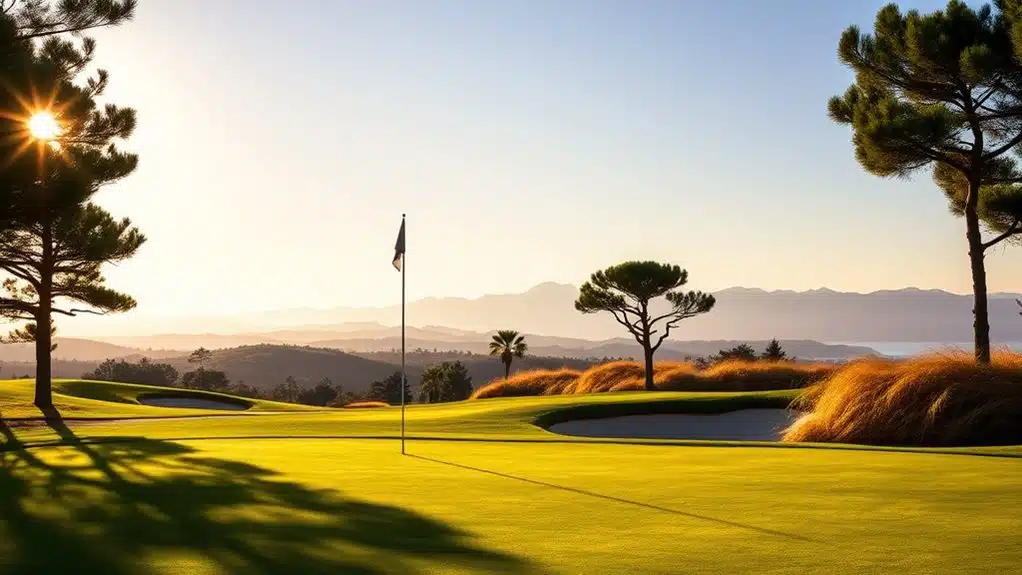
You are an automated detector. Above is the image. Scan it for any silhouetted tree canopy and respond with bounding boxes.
[828,0,1022,363]
[712,344,758,364]
[83,357,179,388]
[368,371,411,405]
[488,330,527,379]
[418,361,473,404]
[181,369,230,392]
[761,339,788,361]
[271,376,302,403]
[297,377,341,406]
[575,261,714,390]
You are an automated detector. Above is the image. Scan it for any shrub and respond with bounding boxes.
[782,350,1022,447]
[342,401,390,409]
[469,369,582,399]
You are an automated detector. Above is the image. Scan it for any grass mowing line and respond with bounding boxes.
[406,453,814,542]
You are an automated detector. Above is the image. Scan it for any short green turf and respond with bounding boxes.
[1,379,1021,574]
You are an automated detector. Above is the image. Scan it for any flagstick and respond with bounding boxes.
[400,214,406,455]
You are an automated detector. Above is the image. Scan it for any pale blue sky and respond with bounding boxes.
[80,0,1022,317]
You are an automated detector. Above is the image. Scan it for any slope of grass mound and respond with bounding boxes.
[472,360,834,399]
[783,351,1022,447]
[0,379,323,419]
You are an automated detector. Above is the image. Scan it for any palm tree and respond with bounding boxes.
[489,330,528,379]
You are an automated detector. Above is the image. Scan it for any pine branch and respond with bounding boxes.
[608,309,644,342]
[983,123,1022,160]
[0,296,35,315]
[51,306,106,317]
[0,263,41,286]
[982,219,1022,249]
[13,0,137,40]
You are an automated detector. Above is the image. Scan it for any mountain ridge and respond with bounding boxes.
[49,283,1022,341]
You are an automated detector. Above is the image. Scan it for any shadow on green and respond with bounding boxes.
[0,416,537,575]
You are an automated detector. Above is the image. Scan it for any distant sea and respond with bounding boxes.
[826,341,1022,358]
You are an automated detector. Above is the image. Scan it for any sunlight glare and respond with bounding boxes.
[27,111,60,141]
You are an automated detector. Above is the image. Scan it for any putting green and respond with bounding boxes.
[1,380,1021,574]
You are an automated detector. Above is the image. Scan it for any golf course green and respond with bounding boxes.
[2,379,1021,574]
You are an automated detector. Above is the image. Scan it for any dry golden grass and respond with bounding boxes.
[568,361,690,394]
[783,350,1022,446]
[469,369,583,400]
[341,401,390,409]
[471,359,832,398]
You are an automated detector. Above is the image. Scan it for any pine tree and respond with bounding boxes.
[761,339,788,361]
[1,0,137,219]
[575,261,715,390]
[829,1,1022,363]
[1,203,143,408]
[0,2,140,408]
[711,344,758,364]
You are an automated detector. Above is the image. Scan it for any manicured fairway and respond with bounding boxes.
[2,380,1021,574]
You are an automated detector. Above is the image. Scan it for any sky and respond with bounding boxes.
[73,0,1022,319]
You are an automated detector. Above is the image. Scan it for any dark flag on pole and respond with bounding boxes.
[393,218,405,271]
[394,214,407,454]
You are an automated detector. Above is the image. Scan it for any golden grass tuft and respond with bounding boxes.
[471,358,832,399]
[469,369,583,400]
[342,401,390,408]
[569,361,642,394]
[782,350,1022,446]
[691,360,836,391]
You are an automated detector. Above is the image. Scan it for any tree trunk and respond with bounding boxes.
[504,359,511,379]
[33,312,53,409]
[642,344,655,391]
[34,216,54,410]
[965,195,991,364]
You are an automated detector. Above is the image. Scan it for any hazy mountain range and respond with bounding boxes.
[0,333,875,363]
[54,282,1022,343]
[10,282,1019,392]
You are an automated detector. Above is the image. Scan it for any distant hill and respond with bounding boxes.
[74,328,877,362]
[1,344,414,393]
[58,282,1022,343]
[158,344,421,392]
[308,335,875,361]
[355,350,599,386]
[0,345,597,394]
[0,338,182,363]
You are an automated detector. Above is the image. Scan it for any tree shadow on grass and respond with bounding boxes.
[0,416,538,575]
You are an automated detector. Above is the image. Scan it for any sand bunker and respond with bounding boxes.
[547,409,800,441]
[137,396,249,411]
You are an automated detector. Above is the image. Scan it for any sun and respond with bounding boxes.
[27,111,60,141]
